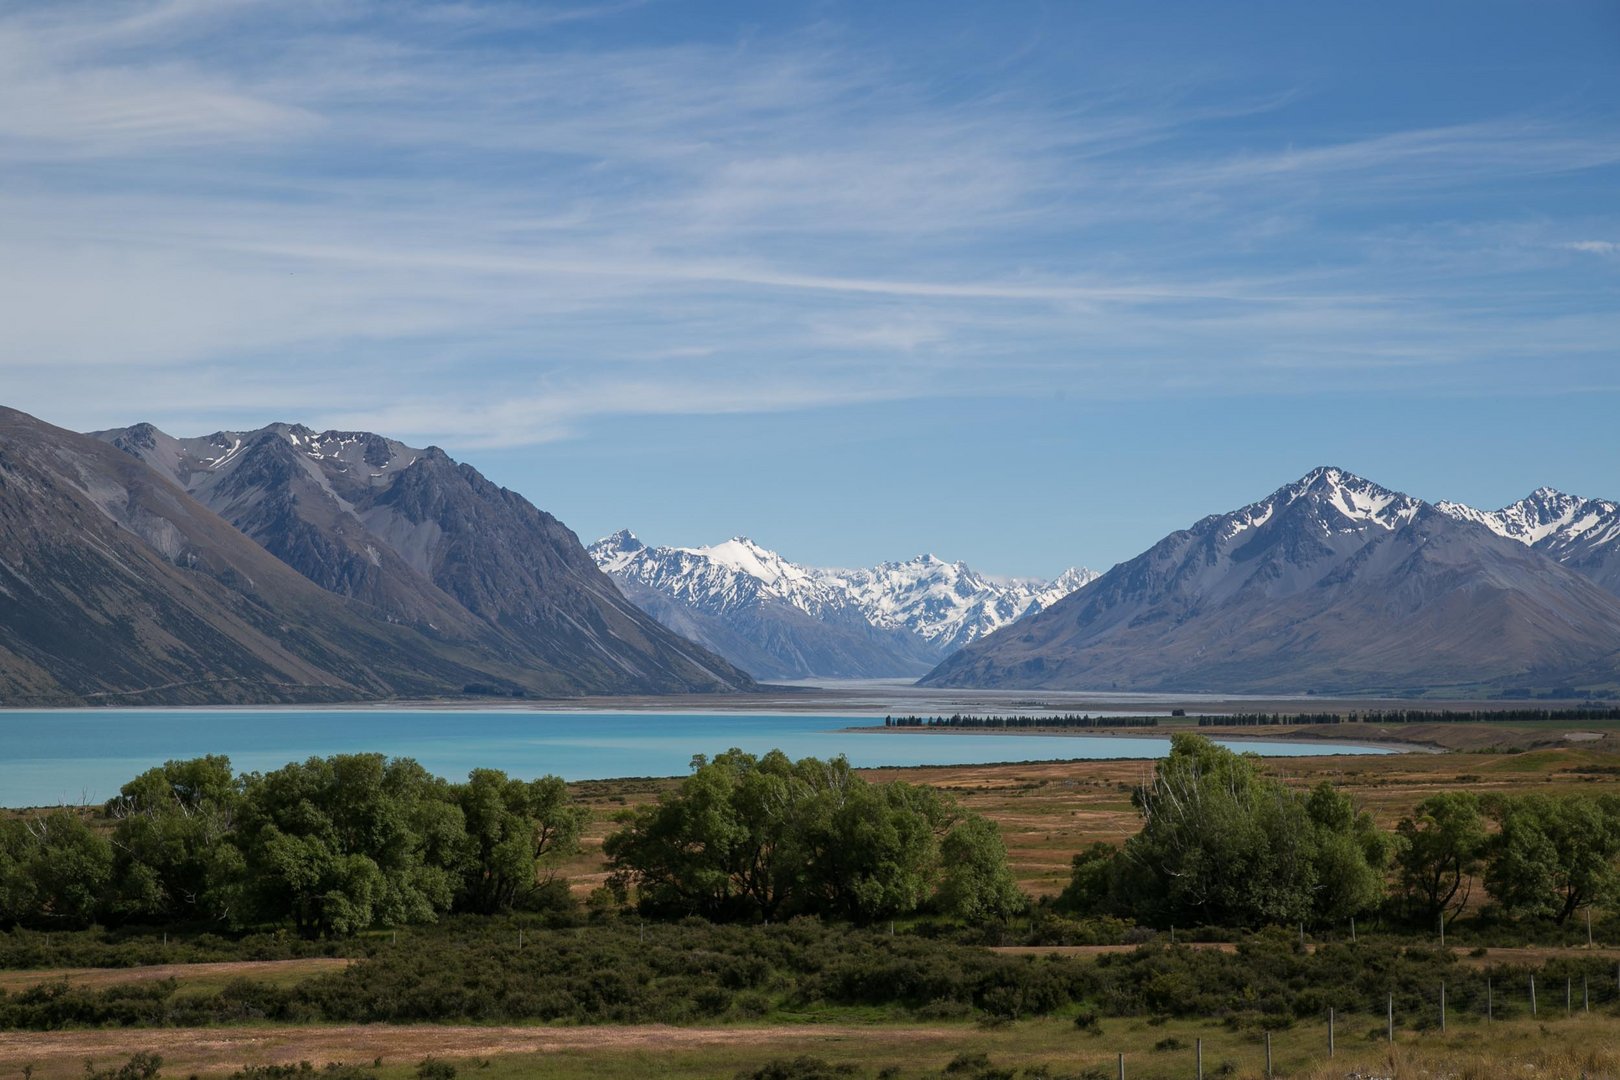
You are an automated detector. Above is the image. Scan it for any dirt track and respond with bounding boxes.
[0,1023,953,1074]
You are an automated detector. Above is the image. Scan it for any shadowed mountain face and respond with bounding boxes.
[89,420,752,698]
[921,468,1620,695]
[589,531,1096,680]
[0,408,575,705]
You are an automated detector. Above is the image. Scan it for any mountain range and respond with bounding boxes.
[922,468,1620,695]
[4,400,1618,703]
[0,407,752,705]
[589,532,1096,679]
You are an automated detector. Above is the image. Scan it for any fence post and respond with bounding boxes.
[1531,974,1537,1017]
[1265,1031,1272,1078]
[1196,1037,1203,1080]
[1440,981,1446,1033]
[1328,1007,1335,1057]
[1439,912,1445,948]
[1588,907,1594,947]
[1487,977,1493,1023]
[1567,976,1573,1016]
[1584,976,1589,1013]
[1388,993,1395,1043]
[1350,916,1356,943]
[1116,1051,1124,1080]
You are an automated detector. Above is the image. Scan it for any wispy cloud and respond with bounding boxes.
[0,1,1615,450]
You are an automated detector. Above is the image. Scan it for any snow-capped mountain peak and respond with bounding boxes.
[1288,466,1420,528]
[590,532,1100,676]
[588,529,646,571]
[686,536,815,589]
[1217,466,1420,542]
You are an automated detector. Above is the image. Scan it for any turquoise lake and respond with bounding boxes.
[0,709,1394,807]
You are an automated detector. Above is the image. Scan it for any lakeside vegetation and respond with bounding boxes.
[3,735,1619,1077]
[2,736,1616,940]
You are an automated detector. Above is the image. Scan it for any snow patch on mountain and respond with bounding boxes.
[1438,488,1620,548]
[1438,487,1620,596]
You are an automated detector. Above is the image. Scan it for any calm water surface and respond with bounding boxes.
[0,709,1393,806]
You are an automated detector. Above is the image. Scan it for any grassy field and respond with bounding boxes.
[559,737,1620,901]
[8,1010,1619,1079]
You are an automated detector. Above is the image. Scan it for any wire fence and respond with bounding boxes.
[1102,957,1620,1078]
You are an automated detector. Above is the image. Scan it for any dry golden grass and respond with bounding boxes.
[0,957,349,994]
[859,745,1620,898]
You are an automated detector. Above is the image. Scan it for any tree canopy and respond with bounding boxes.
[0,754,584,937]
[1485,792,1620,925]
[604,749,1022,924]
[1061,734,1391,928]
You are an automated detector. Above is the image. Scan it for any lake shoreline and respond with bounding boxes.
[0,708,1397,809]
[839,722,1435,754]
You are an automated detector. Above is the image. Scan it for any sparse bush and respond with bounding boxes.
[82,1053,163,1080]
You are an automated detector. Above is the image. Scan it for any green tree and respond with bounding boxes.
[793,765,954,923]
[936,814,1025,923]
[1485,793,1620,925]
[455,769,585,913]
[1054,842,1117,915]
[1393,792,1487,925]
[604,749,781,920]
[1305,780,1392,924]
[233,754,463,936]
[0,810,113,927]
[1102,735,1388,928]
[605,750,990,924]
[104,755,240,922]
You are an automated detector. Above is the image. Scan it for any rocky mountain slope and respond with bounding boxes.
[1439,488,1620,595]
[78,418,752,699]
[590,531,1096,679]
[921,467,1620,695]
[0,408,577,704]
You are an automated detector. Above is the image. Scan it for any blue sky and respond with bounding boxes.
[1,1,1616,577]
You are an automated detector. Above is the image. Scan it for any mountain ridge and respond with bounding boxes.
[0,407,595,705]
[920,466,1620,695]
[1438,487,1620,596]
[87,417,754,698]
